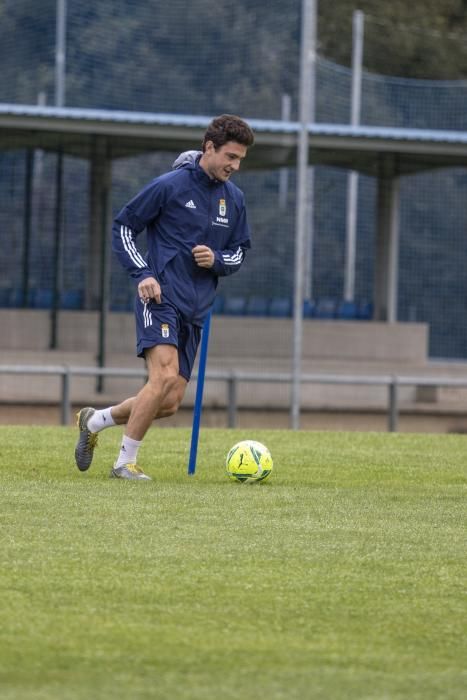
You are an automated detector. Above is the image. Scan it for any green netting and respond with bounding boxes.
[2,1,467,359]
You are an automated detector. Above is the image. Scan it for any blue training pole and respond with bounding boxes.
[188,310,212,475]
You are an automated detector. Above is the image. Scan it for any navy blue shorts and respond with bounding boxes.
[135,297,201,381]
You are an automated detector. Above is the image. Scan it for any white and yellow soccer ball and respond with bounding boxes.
[225,440,273,483]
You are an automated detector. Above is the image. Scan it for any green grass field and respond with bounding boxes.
[1,425,466,700]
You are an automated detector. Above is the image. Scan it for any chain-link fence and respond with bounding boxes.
[2,0,467,359]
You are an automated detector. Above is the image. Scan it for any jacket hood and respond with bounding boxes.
[172,150,202,170]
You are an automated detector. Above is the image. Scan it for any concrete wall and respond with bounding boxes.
[3,310,451,424]
[0,309,429,365]
[2,310,467,432]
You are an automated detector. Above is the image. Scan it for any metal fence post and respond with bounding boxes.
[227,373,237,428]
[388,378,398,432]
[61,367,71,425]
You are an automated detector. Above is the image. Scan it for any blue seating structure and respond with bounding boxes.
[111,290,135,312]
[0,287,85,310]
[30,288,53,309]
[0,287,373,322]
[314,298,337,319]
[270,297,292,318]
[223,296,247,316]
[336,300,358,319]
[302,299,316,318]
[0,287,12,307]
[61,290,84,309]
[357,301,373,320]
[212,295,225,315]
[0,288,25,307]
[246,296,269,316]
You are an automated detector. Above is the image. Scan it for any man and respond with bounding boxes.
[74,114,254,480]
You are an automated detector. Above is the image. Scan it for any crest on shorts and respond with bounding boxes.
[219,199,226,216]
[161,323,170,339]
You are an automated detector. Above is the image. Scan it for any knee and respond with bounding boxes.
[165,384,185,414]
[154,393,181,419]
[159,399,179,418]
[157,381,186,418]
[148,366,179,395]
[164,372,180,399]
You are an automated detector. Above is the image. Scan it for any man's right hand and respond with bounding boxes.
[138,276,162,304]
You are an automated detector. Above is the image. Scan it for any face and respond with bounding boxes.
[199,140,248,182]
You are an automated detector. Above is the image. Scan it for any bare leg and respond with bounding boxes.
[125,344,180,441]
[110,373,187,425]
[76,348,187,475]
[109,347,189,479]
[110,396,136,425]
[154,376,187,417]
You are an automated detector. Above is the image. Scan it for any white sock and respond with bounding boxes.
[87,407,116,433]
[115,435,142,467]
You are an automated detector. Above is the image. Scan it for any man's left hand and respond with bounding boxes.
[192,245,215,268]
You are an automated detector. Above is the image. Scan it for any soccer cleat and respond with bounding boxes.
[74,407,98,472]
[110,463,152,481]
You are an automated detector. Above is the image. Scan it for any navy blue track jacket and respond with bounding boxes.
[112,154,251,326]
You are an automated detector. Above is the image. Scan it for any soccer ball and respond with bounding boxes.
[225,440,273,483]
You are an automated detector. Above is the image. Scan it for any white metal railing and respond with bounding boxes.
[2,363,467,430]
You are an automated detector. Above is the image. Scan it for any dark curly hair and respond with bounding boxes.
[202,114,254,152]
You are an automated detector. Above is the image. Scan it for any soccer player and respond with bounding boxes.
[75,114,254,480]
